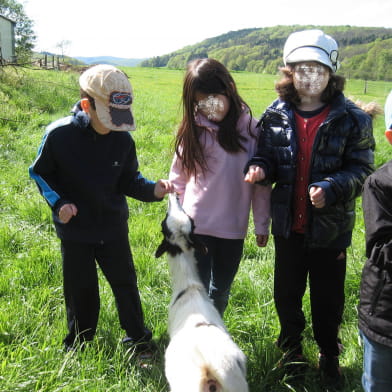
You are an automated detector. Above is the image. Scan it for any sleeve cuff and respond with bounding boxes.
[308,180,337,206]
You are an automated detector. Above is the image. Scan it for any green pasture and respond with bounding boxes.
[0,66,391,391]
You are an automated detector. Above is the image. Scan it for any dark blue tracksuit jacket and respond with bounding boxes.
[29,109,159,243]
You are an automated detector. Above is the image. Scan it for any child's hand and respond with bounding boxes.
[309,186,325,208]
[256,234,269,247]
[59,203,78,223]
[244,165,265,183]
[154,179,174,199]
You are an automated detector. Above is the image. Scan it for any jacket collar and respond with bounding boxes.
[195,112,219,131]
[71,101,98,135]
[269,92,346,119]
[73,110,91,129]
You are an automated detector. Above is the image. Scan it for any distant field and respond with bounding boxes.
[0,66,391,391]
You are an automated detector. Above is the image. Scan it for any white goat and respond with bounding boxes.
[155,193,249,392]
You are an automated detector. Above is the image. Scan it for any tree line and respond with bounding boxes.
[141,25,392,81]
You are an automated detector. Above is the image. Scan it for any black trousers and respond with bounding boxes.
[274,233,346,357]
[194,234,244,315]
[61,237,150,347]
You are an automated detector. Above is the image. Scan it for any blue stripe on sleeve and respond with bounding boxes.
[29,130,60,208]
[29,166,60,207]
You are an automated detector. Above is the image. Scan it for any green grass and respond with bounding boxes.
[0,65,391,391]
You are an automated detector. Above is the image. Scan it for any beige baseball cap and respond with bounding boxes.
[79,64,135,131]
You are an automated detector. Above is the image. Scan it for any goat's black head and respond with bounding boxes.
[155,193,207,258]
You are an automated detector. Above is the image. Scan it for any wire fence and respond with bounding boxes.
[362,80,392,95]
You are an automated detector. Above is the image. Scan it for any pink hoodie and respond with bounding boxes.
[169,109,271,239]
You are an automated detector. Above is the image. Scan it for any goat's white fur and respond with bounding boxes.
[156,193,248,392]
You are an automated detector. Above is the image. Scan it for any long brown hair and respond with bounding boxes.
[275,65,346,106]
[175,58,253,177]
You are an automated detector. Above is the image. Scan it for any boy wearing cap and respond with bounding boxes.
[359,90,392,392]
[29,64,172,355]
[245,30,375,389]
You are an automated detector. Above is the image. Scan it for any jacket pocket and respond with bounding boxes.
[369,268,388,316]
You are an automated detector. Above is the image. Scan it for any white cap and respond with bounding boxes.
[283,29,340,72]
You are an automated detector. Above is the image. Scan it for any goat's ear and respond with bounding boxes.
[155,240,168,258]
[189,234,208,255]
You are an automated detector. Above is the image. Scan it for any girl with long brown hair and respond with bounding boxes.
[170,58,271,315]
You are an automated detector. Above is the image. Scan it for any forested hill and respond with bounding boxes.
[140,25,392,81]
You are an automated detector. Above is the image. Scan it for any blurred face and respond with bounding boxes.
[195,92,230,122]
[292,62,330,98]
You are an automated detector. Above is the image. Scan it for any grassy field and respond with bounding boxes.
[0,65,391,392]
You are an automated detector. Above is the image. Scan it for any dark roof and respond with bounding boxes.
[0,14,16,24]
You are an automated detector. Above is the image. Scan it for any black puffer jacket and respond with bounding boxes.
[358,161,392,348]
[247,93,375,248]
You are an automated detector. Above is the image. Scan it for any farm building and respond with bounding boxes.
[0,14,16,62]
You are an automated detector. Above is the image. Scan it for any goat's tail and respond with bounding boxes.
[199,361,248,392]
[200,366,220,392]
[165,322,248,392]
[194,327,248,392]
[352,98,383,119]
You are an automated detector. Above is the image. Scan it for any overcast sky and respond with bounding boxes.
[24,0,391,59]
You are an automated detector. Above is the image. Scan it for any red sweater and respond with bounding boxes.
[292,105,330,233]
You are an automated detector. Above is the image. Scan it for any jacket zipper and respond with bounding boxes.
[266,108,296,238]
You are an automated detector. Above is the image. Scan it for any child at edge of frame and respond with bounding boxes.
[358,89,392,392]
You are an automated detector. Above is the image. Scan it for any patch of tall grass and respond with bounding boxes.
[0,65,391,391]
